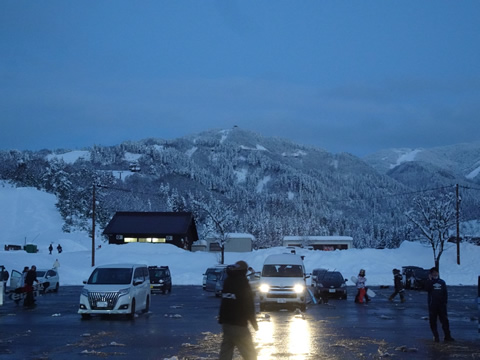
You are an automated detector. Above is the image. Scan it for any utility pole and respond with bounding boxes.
[92,184,96,267]
[456,184,461,265]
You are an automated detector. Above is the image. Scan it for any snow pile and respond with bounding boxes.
[1,182,479,286]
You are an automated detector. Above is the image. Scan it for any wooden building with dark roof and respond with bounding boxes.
[103,212,198,250]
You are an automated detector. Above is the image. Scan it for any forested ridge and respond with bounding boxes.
[2,128,479,248]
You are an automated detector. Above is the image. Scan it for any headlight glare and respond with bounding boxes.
[259,284,270,293]
[294,284,305,293]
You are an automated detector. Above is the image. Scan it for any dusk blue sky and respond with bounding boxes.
[1,1,479,156]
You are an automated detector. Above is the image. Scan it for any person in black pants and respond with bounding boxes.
[218,261,258,360]
[425,267,454,343]
[24,265,38,307]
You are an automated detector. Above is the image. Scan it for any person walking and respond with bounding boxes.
[48,244,53,255]
[389,268,406,303]
[426,267,454,343]
[57,244,62,254]
[24,265,38,307]
[354,269,370,303]
[218,260,258,360]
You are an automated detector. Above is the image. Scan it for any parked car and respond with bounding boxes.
[203,265,228,297]
[78,263,151,319]
[402,266,429,290]
[36,268,60,293]
[7,268,59,293]
[148,266,172,294]
[311,268,347,302]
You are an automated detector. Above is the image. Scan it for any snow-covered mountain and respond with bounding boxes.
[363,142,480,182]
[1,128,480,249]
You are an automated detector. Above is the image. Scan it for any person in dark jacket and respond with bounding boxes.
[218,260,258,360]
[425,267,454,342]
[389,268,406,302]
[24,265,38,307]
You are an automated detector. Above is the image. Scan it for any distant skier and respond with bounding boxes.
[389,268,406,303]
[57,244,62,254]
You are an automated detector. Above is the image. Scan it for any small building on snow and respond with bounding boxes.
[205,233,255,252]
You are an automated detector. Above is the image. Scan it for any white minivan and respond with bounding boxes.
[258,254,309,311]
[78,263,151,319]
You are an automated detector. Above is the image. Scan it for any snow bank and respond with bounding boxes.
[1,183,479,287]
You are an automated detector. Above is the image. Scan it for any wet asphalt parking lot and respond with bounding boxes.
[0,285,479,360]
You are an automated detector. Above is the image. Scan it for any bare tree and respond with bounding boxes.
[191,197,236,264]
[405,193,456,272]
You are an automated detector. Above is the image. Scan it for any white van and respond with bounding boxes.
[78,263,151,319]
[258,254,309,311]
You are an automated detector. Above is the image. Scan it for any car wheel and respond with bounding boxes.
[142,296,150,313]
[54,283,59,293]
[128,299,136,319]
[81,314,91,320]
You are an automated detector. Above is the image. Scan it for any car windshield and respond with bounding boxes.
[323,272,344,284]
[206,268,224,281]
[149,269,166,280]
[88,268,133,285]
[262,265,304,277]
[36,271,46,277]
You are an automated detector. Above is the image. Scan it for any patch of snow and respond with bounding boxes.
[234,168,248,183]
[466,163,480,180]
[185,147,198,158]
[219,129,231,144]
[153,145,165,152]
[46,151,90,164]
[331,159,339,169]
[240,145,268,151]
[389,149,422,169]
[124,152,142,162]
[256,176,271,193]
[287,191,295,200]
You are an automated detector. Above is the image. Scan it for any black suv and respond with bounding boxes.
[402,266,429,290]
[311,268,347,302]
[148,266,172,294]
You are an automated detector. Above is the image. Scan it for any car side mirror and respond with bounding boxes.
[82,280,87,284]
[345,278,348,283]
[305,275,310,279]
[134,280,143,286]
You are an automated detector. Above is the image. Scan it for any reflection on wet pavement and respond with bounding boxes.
[255,312,313,360]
